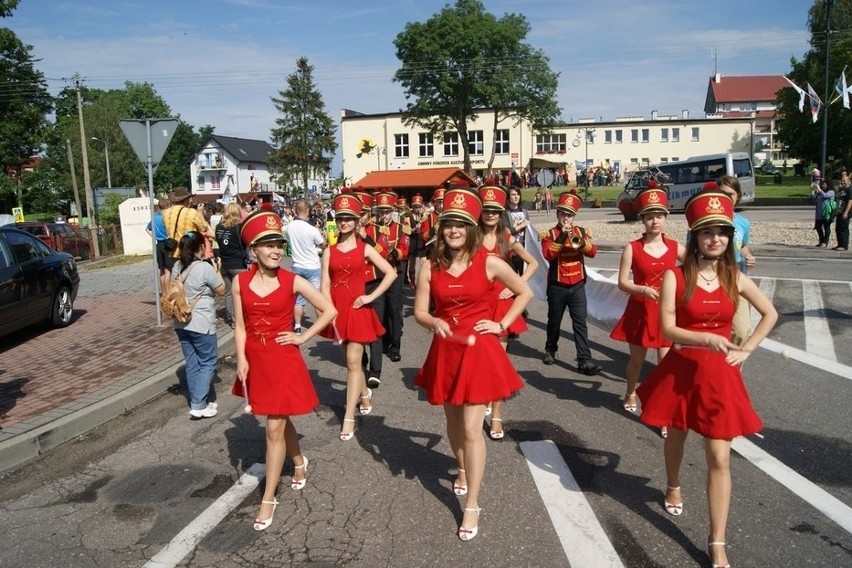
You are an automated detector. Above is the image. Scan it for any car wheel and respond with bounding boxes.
[80,247,90,261]
[51,285,74,327]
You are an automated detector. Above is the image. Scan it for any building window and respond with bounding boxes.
[672,128,680,142]
[604,130,612,144]
[641,129,649,143]
[691,127,700,142]
[660,157,669,163]
[661,128,669,142]
[630,158,639,164]
[494,129,509,154]
[196,175,204,189]
[535,133,566,153]
[394,133,410,158]
[672,156,680,162]
[419,133,434,157]
[468,130,484,155]
[443,132,459,156]
[631,129,639,143]
[211,175,221,190]
[615,130,623,144]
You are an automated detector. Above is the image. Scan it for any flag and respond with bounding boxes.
[836,69,850,110]
[807,83,821,123]
[784,76,807,112]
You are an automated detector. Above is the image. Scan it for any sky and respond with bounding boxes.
[8,0,814,174]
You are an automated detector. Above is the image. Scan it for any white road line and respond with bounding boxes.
[759,337,852,380]
[144,462,265,568]
[802,280,837,361]
[751,277,776,329]
[732,438,852,535]
[520,440,624,568]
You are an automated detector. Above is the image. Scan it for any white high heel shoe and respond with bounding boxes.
[290,457,308,490]
[253,498,279,531]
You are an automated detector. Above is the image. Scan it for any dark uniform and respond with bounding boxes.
[541,191,602,375]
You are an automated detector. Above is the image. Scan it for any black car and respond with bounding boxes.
[758,164,781,175]
[0,226,80,338]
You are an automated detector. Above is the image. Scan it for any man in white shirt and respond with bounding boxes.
[284,199,326,333]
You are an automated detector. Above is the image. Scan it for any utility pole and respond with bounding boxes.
[74,73,99,258]
[65,139,82,225]
[820,0,834,177]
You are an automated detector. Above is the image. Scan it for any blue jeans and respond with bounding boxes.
[292,266,321,306]
[175,329,218,410]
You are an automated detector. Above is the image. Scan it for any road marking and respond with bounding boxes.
[751,277,776,329]
[759,338,851,380]
[144,462,265,568]
[802,280,837,361]
[520,440,624,568]
[732,438,852,535]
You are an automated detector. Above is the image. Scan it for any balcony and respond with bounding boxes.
[197,153,226,171]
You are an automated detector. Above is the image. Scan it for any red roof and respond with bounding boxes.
[353,167,476,200]
[708,75,788,103]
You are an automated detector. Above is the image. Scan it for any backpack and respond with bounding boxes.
[160,261,203,323]
[824,198,837,221]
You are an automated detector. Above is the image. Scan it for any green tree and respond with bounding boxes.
[0,2,53,207]
[393,0,560,174]
[776,0,852,172]
[268,57,337,194]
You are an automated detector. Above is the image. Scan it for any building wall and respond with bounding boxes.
[341,111,756,183]
[189,141,278,196]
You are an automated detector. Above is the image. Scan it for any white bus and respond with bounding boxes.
[617,152,755,220]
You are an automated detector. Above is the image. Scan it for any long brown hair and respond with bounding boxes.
[431,219,481,270]
[680,226,738,308]
[478,211,511,258]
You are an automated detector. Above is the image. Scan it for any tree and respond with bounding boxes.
[268,57,337,194]
[776,0,852,172]
[393,0,560,174]
[0,3,53,207]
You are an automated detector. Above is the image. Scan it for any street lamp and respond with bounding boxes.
[91,137,112,188]
[579,128,595,200]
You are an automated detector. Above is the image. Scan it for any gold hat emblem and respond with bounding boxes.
[265,215,279,229]
[484,188,496,201]
[380,195,389,205]
[706,196,723,213]
[648,191,660,203]
[451,193,467,208]
[340,197,350,209]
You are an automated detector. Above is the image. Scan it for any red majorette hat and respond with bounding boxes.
[431,188,446,202]
[478,185,507,211]
[636,181,668,215]
[684,190,734,231]
[375,192,397,210]
[353,191,373,212]
[240,210,284,246]
[411,194,425,207]
[397,196,408,207]
[333,194,362,218]
[556,190,582,215]
[440,188,482,226]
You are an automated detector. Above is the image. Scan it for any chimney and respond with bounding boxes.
[682,109,689,120]
[714,73,721,83]
[651,110,658,120]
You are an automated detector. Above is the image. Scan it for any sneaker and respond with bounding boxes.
[189,403,218,420]
[367,376,381,389]
[293,324,302,336]
[577,360,602,376]
[543,351,557,365]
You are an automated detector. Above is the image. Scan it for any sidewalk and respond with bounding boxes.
[0,262,234,473]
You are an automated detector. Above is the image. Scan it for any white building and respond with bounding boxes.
[341,108,757,184]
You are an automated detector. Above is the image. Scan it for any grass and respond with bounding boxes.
[518,175,812,203]
[78,254,151,273]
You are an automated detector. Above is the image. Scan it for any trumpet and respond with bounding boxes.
[569,235,584,250]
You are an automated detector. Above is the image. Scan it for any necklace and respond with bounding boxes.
[698,270,718,284]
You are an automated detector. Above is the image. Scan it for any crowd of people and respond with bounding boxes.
[153,178,777,565]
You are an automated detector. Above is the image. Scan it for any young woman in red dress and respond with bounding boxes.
[610,185,685,438]
[477,184,538,440]
[413,187,533,541]
[636,190,777,568]
[230,210,338,531]
[321,194,396,441]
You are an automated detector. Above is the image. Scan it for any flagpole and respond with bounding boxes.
[819,0,834,177]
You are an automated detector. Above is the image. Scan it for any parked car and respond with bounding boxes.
[15,221,91,260]
[758,163,781,175]
[0,226,80,338]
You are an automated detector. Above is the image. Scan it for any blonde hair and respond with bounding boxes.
[220,202,243,228]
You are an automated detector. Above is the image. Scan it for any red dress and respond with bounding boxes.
[610,236,678,348]
[414,250,524,405]
[636,268,763,439]
[230,267,319,416]
[321,239,385,343]
[481,238,527,337]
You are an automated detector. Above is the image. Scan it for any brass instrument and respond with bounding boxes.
[569,235,584,250]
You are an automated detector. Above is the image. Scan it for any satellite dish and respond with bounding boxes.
[537,169,555,188]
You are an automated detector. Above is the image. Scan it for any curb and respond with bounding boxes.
[591,241,849,259]
[0,330,235,474]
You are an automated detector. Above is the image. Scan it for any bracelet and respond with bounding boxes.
[498,322,505,332]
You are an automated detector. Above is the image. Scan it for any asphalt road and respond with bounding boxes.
[0,235,849,567]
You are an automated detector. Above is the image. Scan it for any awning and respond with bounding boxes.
[352,167,476,201]
[528,157,567,170]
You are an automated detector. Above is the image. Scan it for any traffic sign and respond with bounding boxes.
[119,119,179,170]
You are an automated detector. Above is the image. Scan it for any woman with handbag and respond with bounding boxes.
[215,202,250,327]
[172,231,226,419]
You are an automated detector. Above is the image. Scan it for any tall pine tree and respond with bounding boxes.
[268,57,336,195]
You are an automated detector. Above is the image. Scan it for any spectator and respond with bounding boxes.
[284,199,326,333]
[146,198,171,292]
[215,202,249,327]
[835,175,850,251]
[812,179,835,248]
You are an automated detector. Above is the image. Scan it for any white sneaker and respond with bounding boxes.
[367,376,381,389]
[189,404,218,420]
[293,324,302,336]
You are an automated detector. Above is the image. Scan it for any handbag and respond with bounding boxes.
[163,207,184,252]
